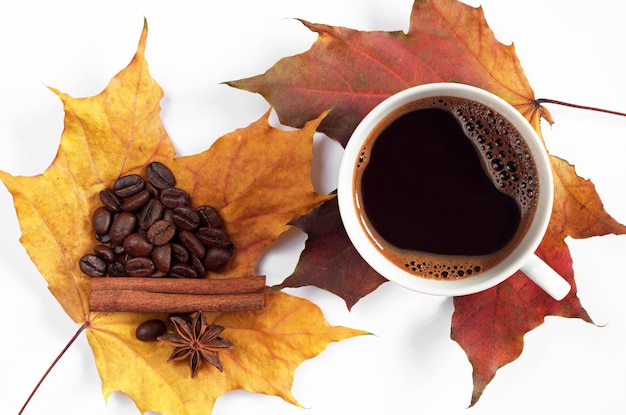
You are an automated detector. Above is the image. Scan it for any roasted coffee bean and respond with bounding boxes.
[179,230,206,258]
[152,243,172,273]
[146,161,175,190]
[147,219,175,245]
[109,212,137,245]
[121,189,151,212]
[203,246,234,271]
[160,188,189,208]
[148,270,168,278]
[190,255,205,275]
[196,227,232,248]
[170,263,198,279]
[79,254,107,277]
[145,182,160,198]
[114,174,145,198]
[196,205,223,229]
[123,233,153,257]
[99,189,122,212]
[111,244,126,255]
[93,244,115,263]
[162,208,174,224]
[125,257,155,277]
[95,233,111,244]
[108,261,127,277]
[138,199,164,230]
[135,319,167,341]
[171,242,190,263]
[172,207,200,231]
[92,206,113,235]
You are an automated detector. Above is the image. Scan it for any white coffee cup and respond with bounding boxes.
[337,83,571,300]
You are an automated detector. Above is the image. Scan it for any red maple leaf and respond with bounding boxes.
[227,0,626,405]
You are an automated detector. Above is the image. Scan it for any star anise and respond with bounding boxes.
[158,311,233,378]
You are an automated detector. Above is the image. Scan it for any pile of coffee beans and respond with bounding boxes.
[79,162,234,279]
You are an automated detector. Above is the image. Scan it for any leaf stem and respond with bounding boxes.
[18,323,87,415]
[535,98,626,117]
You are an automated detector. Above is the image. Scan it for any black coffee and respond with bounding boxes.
[354,96,539,280]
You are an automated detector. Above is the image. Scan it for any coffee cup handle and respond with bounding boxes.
[519,254,571,301]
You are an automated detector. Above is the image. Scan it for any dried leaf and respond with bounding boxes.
[451,156,626,405]
[0,22,363,414]
[226,0,626,406]
[273,196,387,310]
[88,291,366,414]
[227,0,540,146]
[170,109,335,280]
[226,0,545,308]
[451,237,592,406]
[550,155,626,239]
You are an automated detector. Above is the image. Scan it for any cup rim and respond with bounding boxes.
[337,83,554,296]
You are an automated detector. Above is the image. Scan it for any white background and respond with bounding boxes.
[1,1,626,414]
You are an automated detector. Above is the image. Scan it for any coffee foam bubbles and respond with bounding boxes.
[355,96,539,280]
[449,99,538,215]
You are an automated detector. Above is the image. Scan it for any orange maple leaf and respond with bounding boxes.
[0,22,366,415]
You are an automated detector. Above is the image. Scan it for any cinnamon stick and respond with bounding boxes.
[90,275,266,295]
[89,291,265,313]
[89,275,266,313]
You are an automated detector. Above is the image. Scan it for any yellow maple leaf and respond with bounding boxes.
[0,21,365,414]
